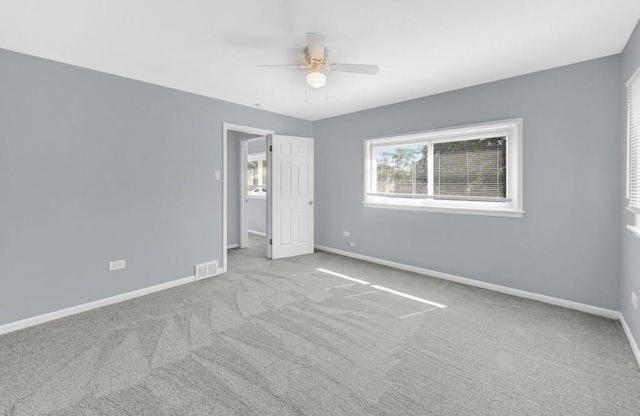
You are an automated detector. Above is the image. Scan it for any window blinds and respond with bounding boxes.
[629,70,640,211]
[434,137,506,199]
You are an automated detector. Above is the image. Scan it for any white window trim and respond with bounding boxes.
[247,152,267,199]
[626,66,640,239]
[627,207,640,239]
[362,119,524,218]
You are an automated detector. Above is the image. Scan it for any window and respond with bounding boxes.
[363,119,523,217]
[247,153,267,198]
[627,68,640,238]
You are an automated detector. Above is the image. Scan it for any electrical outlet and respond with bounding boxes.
[349,242,356,248]
[109,260,126,271]
[342,231,350,237]
[633,292,638,311]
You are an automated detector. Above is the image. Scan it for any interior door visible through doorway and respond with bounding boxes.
[267,134,315,259]
[242,137,267,247]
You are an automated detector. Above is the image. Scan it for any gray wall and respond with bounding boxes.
[247,198,267,235]
[313,56,622,310]
[0,48,311,325]
[247,139,266,155]
[621,21,640,352]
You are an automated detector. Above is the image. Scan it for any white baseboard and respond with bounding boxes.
[227,244,239,249]
[619,313,640,368]
[0,275,195,336]
[248,230,266,237]
[314,245,619,320]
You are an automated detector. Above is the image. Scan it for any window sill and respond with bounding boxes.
[627,206,640,239]
[628,225,640,240]
[362,201,524,218]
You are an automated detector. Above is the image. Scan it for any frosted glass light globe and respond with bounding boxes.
[306,70,327,89]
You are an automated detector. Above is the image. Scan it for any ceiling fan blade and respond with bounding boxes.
[329,63,379,75]
[306,33,325,60]
[255,64,308,69]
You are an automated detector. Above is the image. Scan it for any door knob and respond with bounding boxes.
[309,201,314,206]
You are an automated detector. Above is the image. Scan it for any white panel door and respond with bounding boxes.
[267,134,314,259]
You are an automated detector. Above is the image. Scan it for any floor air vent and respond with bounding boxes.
[195,261,219,280]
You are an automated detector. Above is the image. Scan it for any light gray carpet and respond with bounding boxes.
[1,235,639,415]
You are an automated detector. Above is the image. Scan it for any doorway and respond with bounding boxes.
[222,124,315,272]
[222,123,273,273]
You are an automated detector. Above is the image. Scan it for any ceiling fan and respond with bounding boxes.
[255,33,379,89]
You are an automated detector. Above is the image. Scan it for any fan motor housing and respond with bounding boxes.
[304,47,329,68]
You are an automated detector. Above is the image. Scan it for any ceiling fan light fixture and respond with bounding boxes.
[256,33,379,93]
[306,70,326,89]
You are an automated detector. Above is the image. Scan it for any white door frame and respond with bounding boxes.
[222,123,274,273]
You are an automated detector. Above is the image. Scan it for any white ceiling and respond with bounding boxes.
[1,0,639,121]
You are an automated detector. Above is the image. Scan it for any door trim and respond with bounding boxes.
[222,123,274,273]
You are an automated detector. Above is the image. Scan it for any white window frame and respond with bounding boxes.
[247,152,267,199]
[362,119,524,218]
[627,67,640,239]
